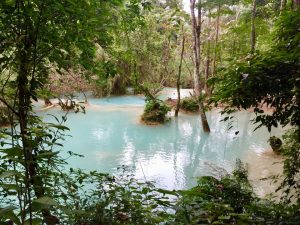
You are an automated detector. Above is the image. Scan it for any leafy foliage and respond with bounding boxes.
[142,99,171,124]
[211,7,300,215]
[279,129,300,204]
[69,167,176,225]
[173,160,300,225]
[0,0,300,224]
[174,161,254,224]
[211,10,300,131]
[268,136,283,153]
[0,115,74,224]
[0,0,134,224]
[180,97,199,112]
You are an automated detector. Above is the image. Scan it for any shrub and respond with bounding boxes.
[278,129,300,203]
[268,136,283,154]
[24,161,300,225]
[174,161,254,224]
[141,99,171,124]
[180,97,199,112]
[68,167,176,225]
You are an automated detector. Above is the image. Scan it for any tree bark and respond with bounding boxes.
[190,0,210,133]
[204,11,211,95]
[251,0,257,54]
[212,4,220,77]
[190,0,200,95]
[16,2,59,223]
[18,42,59,225]
[175,28,185,117]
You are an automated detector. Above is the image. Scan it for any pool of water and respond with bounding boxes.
[89,95,145,106]
[36,94,284,193]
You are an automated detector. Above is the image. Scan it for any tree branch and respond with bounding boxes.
[0,96,19,116]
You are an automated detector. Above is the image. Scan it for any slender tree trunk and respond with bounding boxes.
[83,92,88,104]
[212,4,220,77]
[204,12,211,95]
[18,43,34,225]
[16,3,59,223]
[18,44,59,225]
[19,51,57,225]
[183,58,193,81]
[280,0,287,11]
[175,28,185,117]
[251,0,257,54]
[190,0,210,133]
[197,0,202,65]
[190,0,200,94]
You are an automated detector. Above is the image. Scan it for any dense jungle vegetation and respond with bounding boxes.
[0,0,299,224]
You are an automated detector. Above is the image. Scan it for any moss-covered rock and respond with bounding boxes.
[268,136,282,154]
[141,99,170,124]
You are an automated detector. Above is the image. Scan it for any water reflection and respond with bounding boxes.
[37,103,284,192]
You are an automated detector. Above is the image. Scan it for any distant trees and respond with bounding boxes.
[0,0,299,224]
[175,27,186,117]
[111,2,188,93]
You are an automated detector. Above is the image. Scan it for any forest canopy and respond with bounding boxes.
[0,0,300,224]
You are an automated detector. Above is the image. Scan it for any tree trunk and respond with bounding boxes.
[204,11,211,95]
[212,4,220,77]
[83,92,88,104]
[16,6,59,223]
[280,0,287,11]
[251,0,257,54]
[18,47,59,225]
[197,0,202,63]
[175,28,185,117]
[190,0,200,94]
[190,0,210,133]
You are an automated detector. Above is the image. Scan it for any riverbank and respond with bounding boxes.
[245,148,283,198]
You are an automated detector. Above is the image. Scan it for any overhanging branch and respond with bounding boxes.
[0,96,19,116]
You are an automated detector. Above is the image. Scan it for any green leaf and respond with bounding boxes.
[0,184,20,191]
[31,196,58,212]
[24,218,43,225]
[0,206,17,216]
[0,171,23,179]
[0,206,20,225]
[48,124,70,131]
[156,188,178,196]
[33,196,58,206]
[0,147,23,157]
[37,151,59,159]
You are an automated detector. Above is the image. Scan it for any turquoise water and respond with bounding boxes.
[37,94,284,190]
[89,95,145,106]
